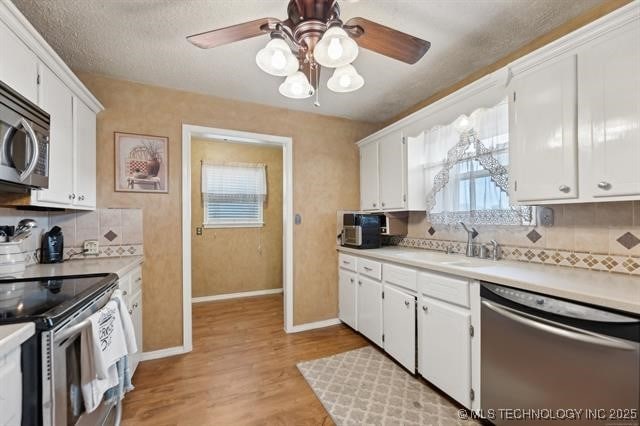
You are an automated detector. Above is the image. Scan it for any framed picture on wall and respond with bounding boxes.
[114,132,169,193]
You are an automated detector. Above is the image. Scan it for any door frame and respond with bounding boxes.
[181,124,294,351]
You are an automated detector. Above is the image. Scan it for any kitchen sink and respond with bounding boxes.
[392,251,493,267]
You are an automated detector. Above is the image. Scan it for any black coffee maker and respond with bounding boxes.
[41,226,64,263]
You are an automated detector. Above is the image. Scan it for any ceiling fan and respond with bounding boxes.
[187,0,430,104]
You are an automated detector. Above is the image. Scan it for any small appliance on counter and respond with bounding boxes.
[40,225,64,264]
[341,213,385,249]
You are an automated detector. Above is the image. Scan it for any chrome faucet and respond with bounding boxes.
[459,222,479,257]
[487,239,501,261]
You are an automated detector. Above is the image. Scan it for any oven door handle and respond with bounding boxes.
[54,318,91,344]
[482,300,638,351]
[17,117,40,182]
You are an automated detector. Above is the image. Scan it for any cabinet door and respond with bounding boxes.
[378,131,406,210]
[338,269,357,329]
[359,141,379,211]
[36,65,74,206]
[0,19,38,103]
[357,275,383,346]
[579,24,640,199]
[72,97,97,208]
[0,347,22,426]
[383,284,415,372]
[129,290,142,376]
[419,297,471,408]
[510,55,578,202]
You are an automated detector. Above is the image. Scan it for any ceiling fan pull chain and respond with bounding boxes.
[314,62,320,107]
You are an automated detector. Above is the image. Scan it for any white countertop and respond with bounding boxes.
[0,322,34,354]
[21,256,144,279]
[338,246,640,315]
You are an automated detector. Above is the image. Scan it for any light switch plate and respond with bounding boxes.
[83,240,99,255]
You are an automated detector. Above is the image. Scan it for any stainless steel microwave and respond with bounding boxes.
[0,80,49,191]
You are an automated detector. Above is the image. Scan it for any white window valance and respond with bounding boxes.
[201,162,267,227]
[423,98,532,226]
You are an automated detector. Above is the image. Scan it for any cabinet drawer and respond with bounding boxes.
[383,263,417,292]
[338,253,357,272]
[358,258,382,280]
[418,270,470,308]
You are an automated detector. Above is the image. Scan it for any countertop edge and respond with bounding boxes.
[337,246,640,315]
[0,322,35,354]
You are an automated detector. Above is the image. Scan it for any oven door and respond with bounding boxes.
[43,287,116,426]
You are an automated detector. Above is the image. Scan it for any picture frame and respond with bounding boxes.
[114,132,169,193]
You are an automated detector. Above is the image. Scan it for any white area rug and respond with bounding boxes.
[297,346,478,426]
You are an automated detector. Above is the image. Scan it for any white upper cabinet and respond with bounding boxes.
[378,130,406,210]
[510,54,578,202]
[359,140,379,211]
[578,22,640,199]
[72,97,97,208]
[0,18,38,104]
[36,65,74,205]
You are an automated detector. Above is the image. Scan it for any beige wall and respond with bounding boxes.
[191,139,283,297]
[79,73,377,351]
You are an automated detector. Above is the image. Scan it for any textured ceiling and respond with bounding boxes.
[12,0,603,123]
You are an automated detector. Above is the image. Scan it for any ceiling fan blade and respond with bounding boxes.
[344,17,430,64]
[187,18,281,49]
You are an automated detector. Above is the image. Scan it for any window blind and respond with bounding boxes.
[201,162,267,226]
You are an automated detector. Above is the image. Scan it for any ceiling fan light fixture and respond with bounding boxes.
[279,71,315,99]
[327,64,364,93]
[313,26,359,68]
[256,38,299,77]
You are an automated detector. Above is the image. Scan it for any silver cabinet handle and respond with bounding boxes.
[597,181,611,190]
[133,303,139,308]
[404,300,410,307]
[68,194,74,200]
[372,203,377,208]
[135,277,142,283]
[422,305,428,312]
[363,266,373,271]
[342,260,350,264]
[128,309,133,315]
[349,278,354,283]
[381,202,386,207]
[122,290,128,296]
[558,185,570,193]
[78,195,85,201]
[358,281,362,286]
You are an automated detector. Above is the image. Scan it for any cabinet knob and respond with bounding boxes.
[372,203,377,208]
[68,194,73,200]
[78,195,85,201]
[558,185,570,193]
[422,305,428,312]
[350,278,354,283]
[133,303,139,308]
[381,202,386,207]
[122,290,128,296]
[128,309,133,315]
[358,281,362,286]
[597,181,611,190]
[404,300,410,307]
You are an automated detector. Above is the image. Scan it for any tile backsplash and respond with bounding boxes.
[0,207,143,265]
[398,201,640,275]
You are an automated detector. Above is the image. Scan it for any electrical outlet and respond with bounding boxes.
[83,240,99,256]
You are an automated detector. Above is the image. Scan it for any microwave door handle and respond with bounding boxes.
[482,300,637,351]
[17,118,39,182]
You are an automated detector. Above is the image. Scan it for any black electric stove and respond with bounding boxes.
[0,273,119,329]
[0,273,119,426]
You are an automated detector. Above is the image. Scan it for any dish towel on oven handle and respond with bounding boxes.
[81,298,129,413]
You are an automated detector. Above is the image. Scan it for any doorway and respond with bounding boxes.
[181,125,294,352]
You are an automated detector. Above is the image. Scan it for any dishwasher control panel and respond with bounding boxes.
[482,282,639,323]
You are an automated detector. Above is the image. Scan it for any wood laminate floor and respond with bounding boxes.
[122,294,367,425]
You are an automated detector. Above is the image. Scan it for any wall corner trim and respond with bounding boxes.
[287,318,342,333]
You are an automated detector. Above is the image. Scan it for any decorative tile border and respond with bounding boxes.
[63,244,144,259]
[385,236,640,276]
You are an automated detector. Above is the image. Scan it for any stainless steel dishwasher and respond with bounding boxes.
[481,282,640,426]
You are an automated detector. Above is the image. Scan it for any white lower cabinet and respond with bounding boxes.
[338,268,358,329]
[357,275,383,347]
[0,346,22,426]
[118,265,143,376]
[419,297,472,408]
[383,284,416,372]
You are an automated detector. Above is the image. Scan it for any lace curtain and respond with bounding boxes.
[424,98,532,225]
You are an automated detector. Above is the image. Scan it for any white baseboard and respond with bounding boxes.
[287,318,342,333]
[192,288,283,303]
[140,346,187,361]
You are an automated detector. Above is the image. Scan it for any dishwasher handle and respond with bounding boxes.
[482,300,638,351]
